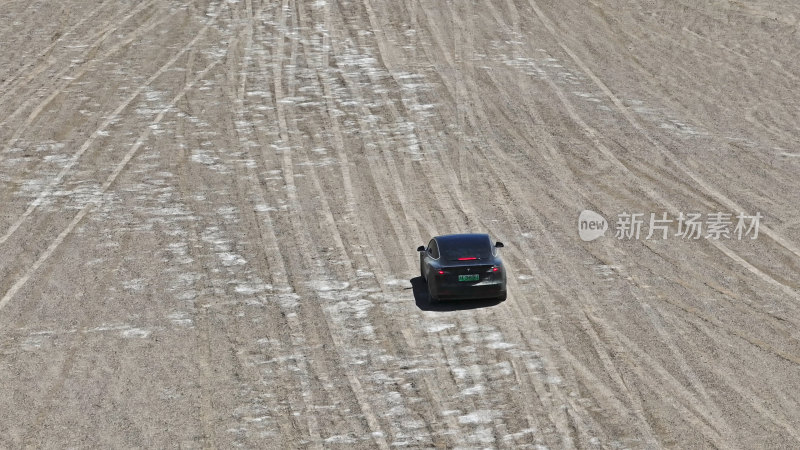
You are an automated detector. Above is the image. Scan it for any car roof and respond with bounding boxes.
[434,233,491,246]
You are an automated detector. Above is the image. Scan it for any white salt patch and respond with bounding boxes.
[254,204,276,212]
[493,361,513,376]
[122,279,145,292]
[242,415,269,423]
[502,428,537,441]
[191,150,219,165]
[87,324,129,332]
[384,278,411,288]
[426,323,455,333]
[327,299,373,319]
[487,341,515,350]
[176,272,202,285]
[121,328,152,339]
[22,337,44,350]
[469,427,495,444]
[234,283,272,295]
[219,252,246,266]
[462,385,485,396]
[276,293,300,309]
[308,280,350,291]
[168,312,193,327]
[458,410,499,424]
[324,435,356,444]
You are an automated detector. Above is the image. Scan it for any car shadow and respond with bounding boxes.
[409,276,504,312]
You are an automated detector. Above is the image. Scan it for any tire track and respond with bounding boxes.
[476,0,743,443]
[177,1,275,446]
[468,0,792,442]
[0,0,127,106]
[228,0,376,441]
[0,0,160,142]
[352,3,562,445]
[0,37,227,312]
[359,1,604,445]
[255,1,417,445]
[16,234,146,445]
[0,6,223,249]
[468,12,800,360]
[586,0,800,210]
[326,2,429,270]
[475,32,798,439]
[274,0,445,443]
[354,1,596,444]
[398,2,611,446]
[666,309,800,443]
[464,0,800,309]
[3,8,229,444]
[310,8,475,446]
[303,1,518,444]
[169,43,227,449]
[527,0,800,277]
[5,0,796,446]
[3,3,232,443]
[406,1,700,444]
[441,2,740,443]
[203,88,318,444]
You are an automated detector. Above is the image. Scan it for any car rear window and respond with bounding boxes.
[439,237,492,260]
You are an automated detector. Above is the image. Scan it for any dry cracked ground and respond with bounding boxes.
[1,0,800,448]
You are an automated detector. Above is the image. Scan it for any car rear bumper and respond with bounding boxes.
[433,281,506,300]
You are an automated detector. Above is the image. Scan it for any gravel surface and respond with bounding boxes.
[1,0,799,447]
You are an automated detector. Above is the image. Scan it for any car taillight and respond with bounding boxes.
[491,266,500,272]
[458,257,477,261]
[437,270,445,276]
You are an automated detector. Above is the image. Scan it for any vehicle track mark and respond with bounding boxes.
[0,0,161,146]
[228,0,377,441]
[404,2,599,446]
[477,0,739,444]
[0,7,221,249]
[0,47,226,313]
[527,0,800,279]
[0,0,138,107]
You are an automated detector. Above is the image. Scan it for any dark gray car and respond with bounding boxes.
[417,233,507,303]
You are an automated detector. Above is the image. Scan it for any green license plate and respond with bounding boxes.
[458,274,479,282]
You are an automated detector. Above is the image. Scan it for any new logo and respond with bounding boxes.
[578,210,608,241]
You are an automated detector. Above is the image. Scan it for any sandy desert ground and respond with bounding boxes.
[2,0,800,447]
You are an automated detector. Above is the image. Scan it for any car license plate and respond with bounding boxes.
[458,274,479,282]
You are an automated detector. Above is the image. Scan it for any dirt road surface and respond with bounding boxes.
[2,0,800,447]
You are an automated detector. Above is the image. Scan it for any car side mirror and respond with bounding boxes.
[494,242,504,248]
[417,245,426,252]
